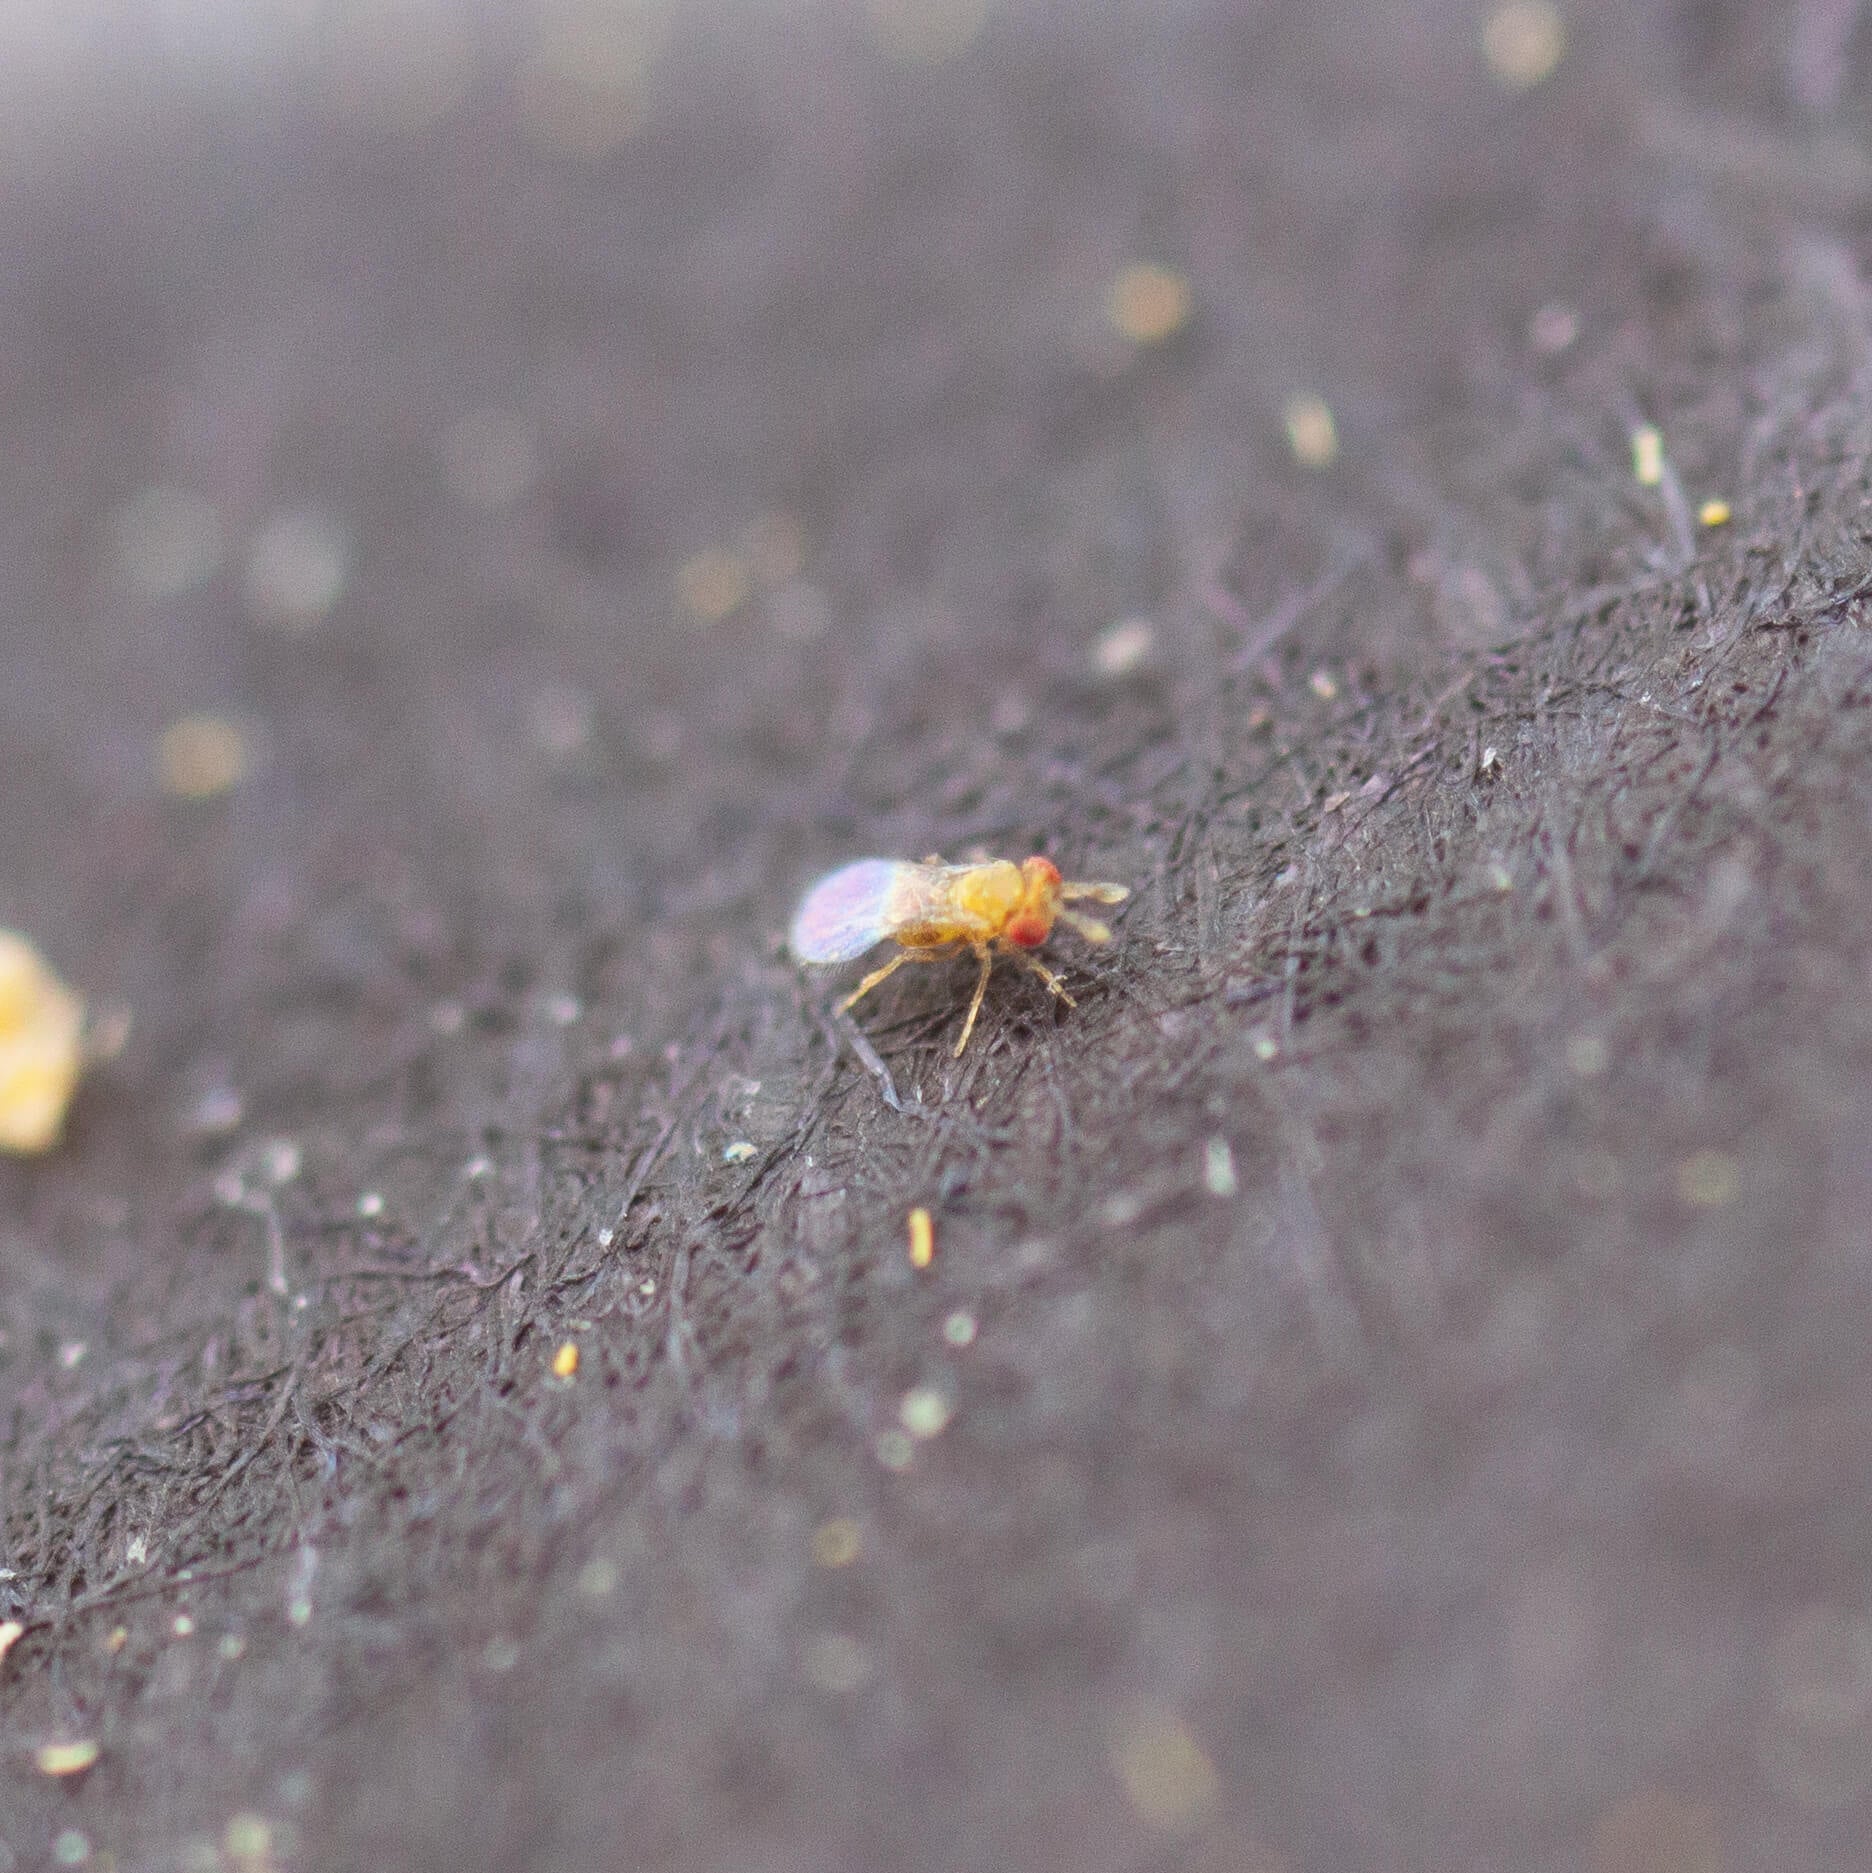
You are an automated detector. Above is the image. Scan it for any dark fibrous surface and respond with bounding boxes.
[5,3,1872,1868]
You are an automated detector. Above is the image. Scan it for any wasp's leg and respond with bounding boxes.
[839,944,958,1015]
[1015,950,1077,1005]
[951,944,996,1057]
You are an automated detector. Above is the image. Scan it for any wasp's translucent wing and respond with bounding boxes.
[790,859,916,964]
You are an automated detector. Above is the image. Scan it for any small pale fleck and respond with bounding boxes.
[1109,1707,1219,1831]
[1107,263,1192,345]
[223,1814,274,1864]
[1308,667,1339,700]
[723,1140,757,1165]
[1484,0,1566,91]
[111,485,224,598]
[1485,859,1515,892]
[801,1630,873,1693]
[1566,1033,1608,1077]
[464,1155,493,1180]
[244,508,352,631]
[0,1618,22,1664]
[1480,745,1502,776]
[552,1340,580,1379]
[158,714,247,799]
[596,1227,616,1248]
[1251,1033,1280,1062]
[59,1339,87,1370]
[191,1086,244,1135]
[874,1428,914,1471]
[1632,424,1666,487]
[357,1191,385,1219]
[1101,1189,1145,1228]
[811,1518,862,1569]
[942,1309,978,1347]
[1529,302,1579,353]
[675,546,751,624]
[1699,498,1731,528]
[260,1138,303,1186]
[1092,615,1157,678]
[36,1738,101,1777]
[1284,393,1339,468]
[1203,1137,1238,1198]
[0,929,87,1155]
[288,1596,313,1627]
[482,1634,520,1673]
[991,691,1031,736]
[899,1384,954,1440]
[218,1633,246,1661]
[577,1556,620,1598]
[1321,789,1352,814]
[53,1830,91,1866]
[105,1626,128,1654]
[544,992,582,1026]
[907,1205,935,1269]
[430,1000,466,1036]
[1678,1149,1738,1209]
[173,1613,195,1637]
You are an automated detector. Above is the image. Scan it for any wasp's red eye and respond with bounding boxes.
[1004,914,1050,949]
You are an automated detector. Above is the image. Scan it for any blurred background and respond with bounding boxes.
[7,3,1872,1870]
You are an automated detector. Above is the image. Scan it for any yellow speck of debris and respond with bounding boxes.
[899,1384,954,1440]
[1631,424,1665,487]
[1109,1707,1219,1831]
[1308,667,1339,701]
[723,1139,757,1164]
[1107,263,1192,344]
[1678,1149,1739,1209]
[811,1517,863,1568]
[158,714,247,799]
[0,931,86,1156]
[1699,498,1731,528]
[105,1626,128,1654]
[1284,393,1338,468]
[1483,1,1566,91]
[0,1619,22,1664]
[675,546,751,624]
[36,1738,101,1777]
[552,1340,580,1379]
[908,1206,935,1269]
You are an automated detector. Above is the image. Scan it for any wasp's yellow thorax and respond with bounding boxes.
[952,860,1024,930]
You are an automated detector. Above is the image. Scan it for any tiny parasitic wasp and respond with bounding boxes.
[790,855,1130,1057]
